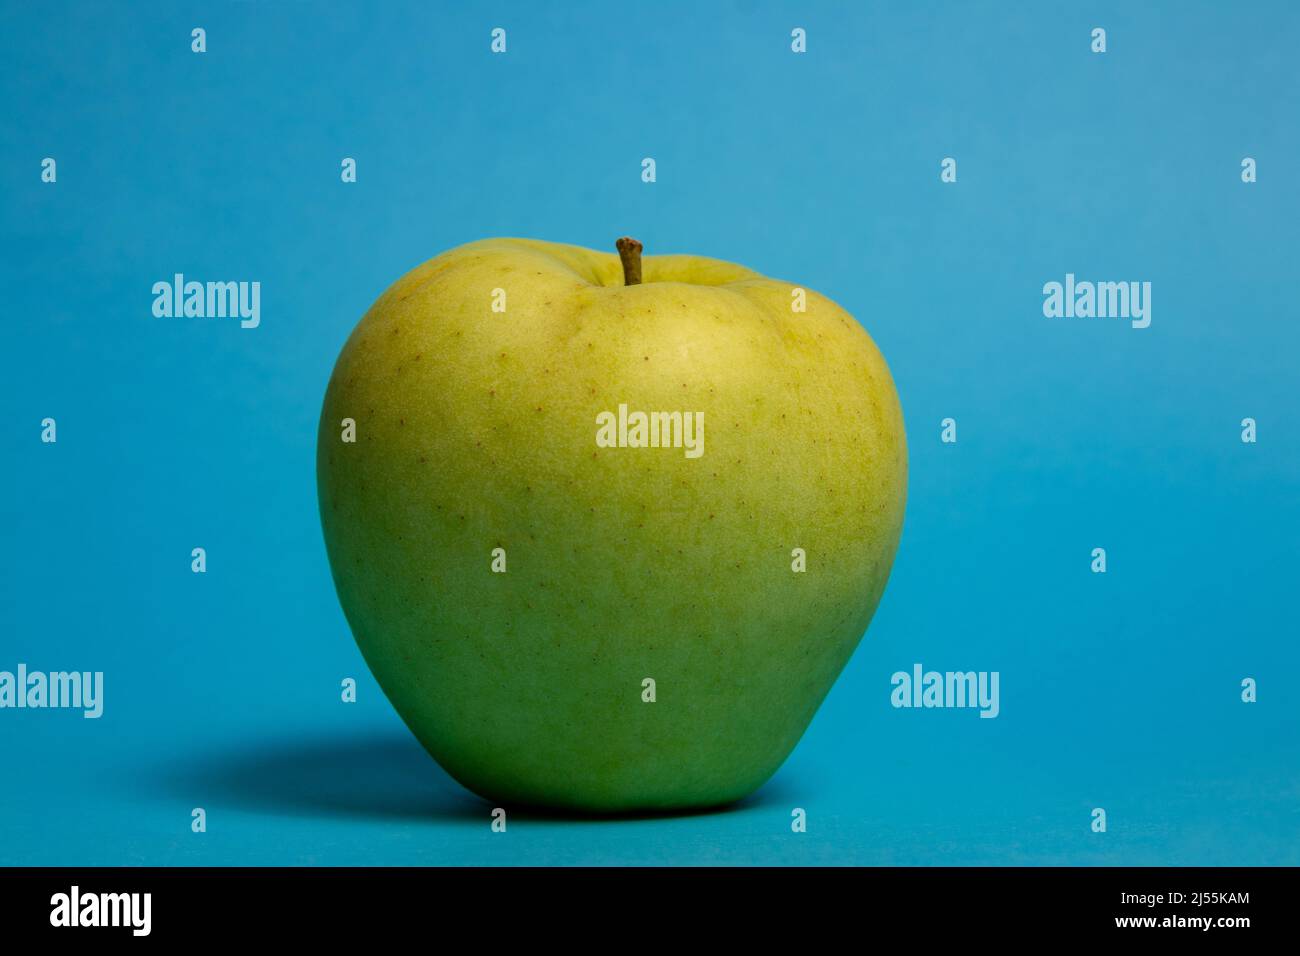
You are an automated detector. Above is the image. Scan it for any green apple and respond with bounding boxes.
[317,237,907,813]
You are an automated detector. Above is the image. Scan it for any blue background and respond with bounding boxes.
[2,1,1297,865]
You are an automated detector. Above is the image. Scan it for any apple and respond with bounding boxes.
[317,237,907,813]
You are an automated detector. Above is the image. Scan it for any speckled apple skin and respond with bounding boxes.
[317,238,907,813]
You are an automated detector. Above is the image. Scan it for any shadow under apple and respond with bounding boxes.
[149,728,801,824]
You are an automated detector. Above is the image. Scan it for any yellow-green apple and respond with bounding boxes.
[317,237,907,813]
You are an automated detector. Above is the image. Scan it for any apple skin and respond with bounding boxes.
[317,238,907,813]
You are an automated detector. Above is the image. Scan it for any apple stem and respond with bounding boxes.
[616,237,643,286]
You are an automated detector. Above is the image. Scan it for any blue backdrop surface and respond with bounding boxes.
[2,1,1297,865]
